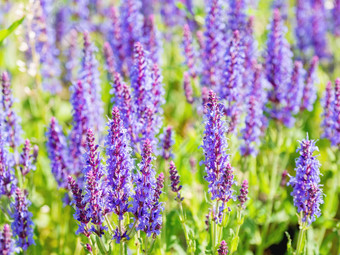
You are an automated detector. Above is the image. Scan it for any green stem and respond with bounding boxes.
[296,223,307,254]
[179,203,191,253]
[104,215,115,234]
[230,210,243,255]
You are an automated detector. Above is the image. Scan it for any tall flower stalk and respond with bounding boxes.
[288,135,323,253]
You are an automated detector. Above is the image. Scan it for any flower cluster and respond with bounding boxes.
[11,188,35,250]
[169,161,183,202]
[288,135,323,224]
[201,91,235,221]
[321,78,340,147]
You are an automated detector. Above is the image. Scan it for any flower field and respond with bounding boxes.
[0,0,339,254]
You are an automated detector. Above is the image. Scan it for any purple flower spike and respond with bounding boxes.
[68,175,91,237]
[0,128,16,197]
[110,72,133,134]
[311,0,329,59]
[11,188,35,250]
[237,180,248,209]
[103,42,116,79]
[160,126,174,160]
[108,6,125,74]
[202,0,225,88]
[183,72,194,104]
[183,24,197,78]
[218,240,228,255]
[0,224,15,254]
[288,135,323,225]
[201,91,235,221]
[321,81,334,141]
[31,1,62,93]
[46,117,69,189]
[79,32,104,133]
[106,107,133,223]
[228,0,247,32]
[146,172,164,238]
[19,139,35,176]
[301,56,319,112]
[240,95,263,156]
[65,29,79,83]
[169,161,183,202]
[241,63,267,155]
[120,0,143,66]
[295,0,312,57]
[282,61,305,127]
[143,15,162,65]
[1,72,22,150]
[82,129,106,234]
[222,30,244,134]
[130,139,159,236]
[69,80,89,176]
[332,79,340,147]
[333,0,340,36]
[265,9,293,121]
[131,42,152,122]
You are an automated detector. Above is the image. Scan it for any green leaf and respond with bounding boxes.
[0,17,25,45]
[95,236,108,255]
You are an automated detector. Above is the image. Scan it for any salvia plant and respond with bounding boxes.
[1,0,340,254]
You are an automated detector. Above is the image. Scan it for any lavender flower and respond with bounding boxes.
[143,15,162,65]
[218,240,228,255]
[311,0,329,59]
[110,72,133,134]
[64,29,80,83]
[237,180,248,209]
[321,81,334,141]
[82,129,106,236]
[301,56,318,112]
[333,0,340,36]
[282,61,305,127]
[1,72,22,150]
[120,0,143,66]
[0,128,16,197]
[332,79,340,147]
[183,24,197,78]
[183,72,194,104]
[130,139,160,236]
[46,117,69,188]
[222,30,244,134]
[103,42,115,79]
[169,161,183,201]
[0,224,15,254]
[107,6,125,74]
[19,139,35,176]
[69,80,89,176]
[280,169,288,187]
[243,17,258,73]
[160,0,184,29]
[295,0,312,57]
[11,188,35,250]
[159,126,174,160]
[288,135,323,224]
[240,95,264,156]
[68,176,91,237]
[31,1,62,93]
[202,0,225,88]
[146,172,164,238]
[130,43,165,149]
[79,32,104,133]
[105,107,133,222]
[228,0,247,32]
[265,9,293,121]
[201,91,235,221]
